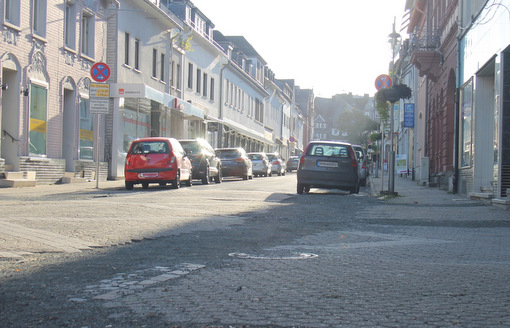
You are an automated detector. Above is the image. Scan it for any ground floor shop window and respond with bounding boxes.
[29,84,47,155]
[122,98,151,152]
[79,98,93,160]
[459,79,473,168]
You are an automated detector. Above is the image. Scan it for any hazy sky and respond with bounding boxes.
[190,0,407,98]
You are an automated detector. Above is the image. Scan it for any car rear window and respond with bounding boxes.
[129,141,169,154]
[248,154,262,160]
[180,141,199,153]
[307,144,350,158]
[216,150,239,159]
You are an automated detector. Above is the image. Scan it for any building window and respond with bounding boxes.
[81,11,94,57]
[124,32,130,66]
[196,69,202,93]
[255,98,264,123]
[79,98,93,160]
[134,39,140,70]
[5,0,21,26]
[29,84,48,156]
[64,2,76,48]
[176,64,181,90]
[152,48,157,78]
[160,53,165,81]
[32,0,47,37]
[210,78,215,101]
[202,73,207,97]
[188,63,193,89]
[459,79,473,168]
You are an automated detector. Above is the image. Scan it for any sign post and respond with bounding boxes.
[374,74,393,193]
[90,63,111,188]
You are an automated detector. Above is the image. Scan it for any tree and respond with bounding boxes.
[337,110,379,145]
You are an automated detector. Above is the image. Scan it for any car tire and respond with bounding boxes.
[202,166,210,185]
[214,167,222,183]
[297,183,305,194]
[349,183,360,194]
[185,172,193,187]
[125,181,134,190]
[142,182,149,189]
[172,171,181,189]
[278,170,282,176]
[360,178,367,186]
[159,182,167,186]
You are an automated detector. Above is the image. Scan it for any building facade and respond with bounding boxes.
[1,0,109,183]
[457,0,510,197]
[1,0,311,184]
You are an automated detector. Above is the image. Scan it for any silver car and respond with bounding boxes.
[297,141,360,194]
[266,152,286,176]
[247,152,272,177]
[351,144,368,186]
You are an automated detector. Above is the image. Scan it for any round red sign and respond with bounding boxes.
[90,62,111,82]
[375,74,392,90]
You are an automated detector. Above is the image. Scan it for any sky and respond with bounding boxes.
[190,0,407,98]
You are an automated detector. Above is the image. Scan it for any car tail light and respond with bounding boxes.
[273,160,279,165]
[362,161,367,169]
[234,158,244,163]
[167,155,176,166]
[348,147,358,167]
[300,144,311,164]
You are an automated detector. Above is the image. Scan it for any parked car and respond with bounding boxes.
[215,148,253,180]
[286,156,300,172]
[297,141,359,194]
[247,152,272,177]
[124,137,192,190]
[266,152,286,176]
[351,144,368,186]
[179,138,222,184]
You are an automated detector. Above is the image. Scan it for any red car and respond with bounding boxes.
[124,137,192,190]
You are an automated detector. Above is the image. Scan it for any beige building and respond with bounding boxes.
[1,0,111,183]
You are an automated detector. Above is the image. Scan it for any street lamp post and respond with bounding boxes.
[388,18,401,194]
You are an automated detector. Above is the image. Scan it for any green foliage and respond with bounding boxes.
[375,97,390,124]
[180,35,193,52]
[337,110,379,145]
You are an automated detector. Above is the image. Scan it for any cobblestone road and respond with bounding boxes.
[1,176,509,327]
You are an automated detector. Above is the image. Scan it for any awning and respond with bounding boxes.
[206,116,269,144]
[111,83,204,120]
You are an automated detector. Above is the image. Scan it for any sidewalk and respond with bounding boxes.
[368,174,480,206]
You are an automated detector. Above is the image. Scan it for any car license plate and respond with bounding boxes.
[317,161,338,168]
[139,172,158,178]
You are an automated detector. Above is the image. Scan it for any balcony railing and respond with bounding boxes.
[409,29,441,52]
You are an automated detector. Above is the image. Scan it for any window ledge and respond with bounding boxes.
[3,22,22,32]
[31,33,48,43]
[63,46,77,55]
[80,54,95,63]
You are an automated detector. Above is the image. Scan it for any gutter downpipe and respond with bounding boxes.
[218,64,228,148]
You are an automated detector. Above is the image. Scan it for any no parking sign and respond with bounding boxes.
[90,62,111,82]
[375,74,392,90]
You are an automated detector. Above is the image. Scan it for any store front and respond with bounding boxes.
[109,84,204,179]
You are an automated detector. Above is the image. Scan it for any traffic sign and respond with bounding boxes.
[90,62,111,82]
[375,74,392,90]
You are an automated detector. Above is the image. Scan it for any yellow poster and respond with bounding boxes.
[30,118,47,133]
[80,129,94,141]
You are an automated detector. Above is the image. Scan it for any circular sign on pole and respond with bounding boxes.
[90,62,111,82]
[375,74,393,90]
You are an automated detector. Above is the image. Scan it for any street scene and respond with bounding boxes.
[2,1,510,326]
[1,175,510,327]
